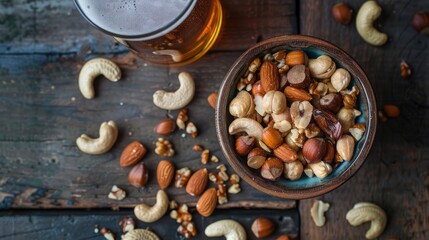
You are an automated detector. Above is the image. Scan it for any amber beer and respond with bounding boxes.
[74,0,222,66]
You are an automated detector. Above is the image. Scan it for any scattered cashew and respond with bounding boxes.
[122,229,160,240]
[205,220,247,240]
[346,202,387,239]
[152,49,184,62]
[76,120,118,155]
[228,118,263,140]
[134,190,169,223]
[78,58,121,99]
[356,1,388,46]
[153,72,195,110]
[311,200,330,227]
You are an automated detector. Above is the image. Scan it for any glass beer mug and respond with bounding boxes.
[74,0,223,66]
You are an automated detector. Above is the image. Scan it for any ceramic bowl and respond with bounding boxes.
[215,35,377,199]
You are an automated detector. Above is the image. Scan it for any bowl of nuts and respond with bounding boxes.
[216,35,377,199]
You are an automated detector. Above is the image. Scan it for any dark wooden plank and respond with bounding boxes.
[0,0,296,54]
[0,208,299,239]
[299,0,429,239]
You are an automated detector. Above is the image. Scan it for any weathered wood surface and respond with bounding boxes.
[0,208,299,240]
[0,0,297,209]
[299,0,429,239]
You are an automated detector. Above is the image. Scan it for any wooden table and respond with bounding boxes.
[0,0,428,239]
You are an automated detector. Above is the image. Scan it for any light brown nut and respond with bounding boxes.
[176,108,188,130]
[156,160,175,189]
[186,122,198,138]
[260,157,284,181]
[331,68,351,92]
[284,86,312,102]
[274,143,298,163]
[332,3,353,25]
[230,174,240,184]
[122,229,160,240]
[309,82,328,97]
[228,184,241,194]
[207,92,218,109]
[287,65,311,89]
[337,108,361,133]
[193,144,203,152]
[260,61,280,92]
[251,218,275,238]
[154,118,176,135]
[120,141,147,167]
[186,168,209,196]
[153,72,195,110]
[284,160,304,180]
[262,127,283,149]
[247,147,267,169]
[336,135,355,161]
[134,190,169,223]
[311,200,330,227]
[217,184,228,205]
[285,50,307,66]
[229,91,255,117]
[304,123,322,139]
[308,55,336,79]
[196,188,218,217]
[235,135,256,156]
[249,57,261,73]
[174,167,191,188]
[108,185,126,200]
[349,123,366,141]
[155,138,175,157]
[302,138,327,164]
[201,149,210,164]
[262,91,287,114]
[290,101,314,129]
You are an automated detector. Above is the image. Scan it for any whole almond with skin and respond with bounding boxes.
[284,86,312,102]
[313,109,343,141]
[260,61,279,92]
[157,160,175,189]
[207,92,218,109]
[196,188,217,217]
[153,118,176,135]
[274,143,298,162]
[128,163,148,188]
[186,168,208,196]
[251,218,275,238]
[120,141,147,167]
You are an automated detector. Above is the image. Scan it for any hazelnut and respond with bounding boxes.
[260,157,284,181]
[251,218,275,238]
[331,68,351,92]
[263,91,287,114]
[287,65,311,89]
[304,123,322,139]
[274,143,298,163]
[272,108,292,123]
[383,104,400,118]
[320,93,343,113]
[302,138,327,164]
[262,127,283,149]
[235,135,256,156]
[247,147,267,169]
[284,160,304,180]
[400,60,412,79]
[313,109,343,141]
[128,163,149,188]
[286,128,306,150]
[337,108,361,132]
[332,3,353,25]
[336,134,355,161]
[308,55,336,79]
[153,118,176,135]
[285,50,307,66]
[309,161,330,179]
[349,123,366,141]
[309,81,328,97]
[290,101,314,129]
[411,11,429,35]
[229,91,255,117]
[252,80,266,96]
[323,139,335,164]
[273,120,292,133]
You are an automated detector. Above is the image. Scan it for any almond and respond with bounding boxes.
[120,141,147,167]
[274,143,298,162]
[284,86,312,102]
[185,168,209,196]
[260,61,279,92]
[156,160,175,189]
[207,92,218,109]
[154,118,176,135]
[196,188,217,217]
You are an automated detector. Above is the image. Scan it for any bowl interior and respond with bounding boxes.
[216,35,377,199]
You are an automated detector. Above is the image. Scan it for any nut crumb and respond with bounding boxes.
[186,122,198,138]
[201,149,210,164]
[228,184,241,194]
[400,60,411,79]
[108,185,126,200]
[176,108,188,130]
[210,155,219,163]
[193,144,203,152]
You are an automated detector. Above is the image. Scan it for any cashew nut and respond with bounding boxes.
[308,55,336,79]
[311,200,330,227]
[76,120,118,155]
[78,58,121,99]
[356,1,388,46]
[205,220,247,240]
[229,118,264,140]
[134,190,169,223]
[122,229,160,240]
[346,202,387,239]
[153,72,195,110]
[152,49,184,62]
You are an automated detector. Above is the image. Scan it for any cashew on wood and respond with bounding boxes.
[76,120,118,155]
[228,117,264,140]
[346,202,387,239]
[205,220,247,240]
[122,229,160,240]
[134,190,169,223]
[356,1,388,46]
[311,200,330,227]
[78,58,121,99]
[152,49,184,63]
[153,72,195,110]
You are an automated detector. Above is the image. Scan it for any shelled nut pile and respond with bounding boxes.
[228,49,366,181]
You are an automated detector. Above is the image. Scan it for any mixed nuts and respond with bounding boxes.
[228,48,366,182]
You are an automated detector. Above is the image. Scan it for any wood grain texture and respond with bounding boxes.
[0,0,298,209]
[299,0,429,239]
[0,208,299,239]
